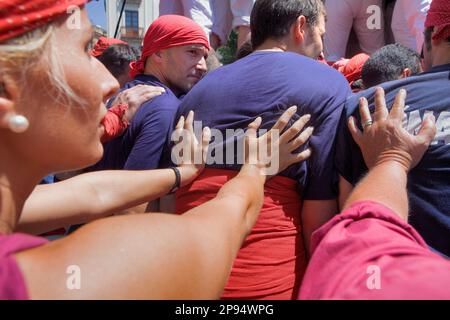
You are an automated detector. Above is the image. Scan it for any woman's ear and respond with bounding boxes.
[0,95,16,130]
[0,76,29,133]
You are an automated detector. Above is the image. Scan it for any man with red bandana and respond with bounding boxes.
[336,0,450,257]
[93,15,210,183]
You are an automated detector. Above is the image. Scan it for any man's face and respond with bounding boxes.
[300,13,326,60]
[161,45,208,95]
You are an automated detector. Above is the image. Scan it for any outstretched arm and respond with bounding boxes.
[16,165,266,299]
[19,168,193,235]
[15,107,314,299]
[19,111,209,235]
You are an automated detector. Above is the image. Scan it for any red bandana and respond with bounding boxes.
[425,0,450,41]
[129,14,210,79]
[339,53,370,85]
[91,36,127,57]
[0,0,88,43]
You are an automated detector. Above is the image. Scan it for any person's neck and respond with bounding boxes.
[0,145,43,235]
[143,66,182,96]
[254,39,288,53]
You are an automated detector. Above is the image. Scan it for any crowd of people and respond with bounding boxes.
[0,0,449,300]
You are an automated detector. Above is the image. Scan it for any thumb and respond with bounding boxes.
[416,115,437,146]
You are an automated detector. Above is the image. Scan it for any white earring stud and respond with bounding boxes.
[8,115,29,133]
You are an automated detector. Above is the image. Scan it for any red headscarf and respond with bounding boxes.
[0,0,88,43]
[338,53,370,85]
[91,36,127,57]
[425,0,450,41]
[129,15,210,79]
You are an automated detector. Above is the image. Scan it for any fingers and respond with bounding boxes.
[131,84,165,96]
[139,91,164,103]
[244,117,262,165]
[120,85,165,107]
[390,89,407,121]
[271,106,297,132]
[202,127,212,160]
[374,87,388,122]
[358,97,372,129]
[184,110,194,132]
[416,114,437,147]
[246,117,262,135]
[348,116,362,146]
[176,116,185,130]
[280,114,311,144]
[292,148,312,164]
[288,126,314,151]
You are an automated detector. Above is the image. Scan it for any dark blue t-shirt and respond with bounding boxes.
[335,64,450,256]
[94,75,180,170]
[175,51,351,200]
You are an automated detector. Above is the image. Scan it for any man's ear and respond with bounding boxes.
[293,15,307,44]
[153,50,164,62]
[401,68,412,78]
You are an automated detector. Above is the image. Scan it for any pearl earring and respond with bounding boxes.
[8,115,29,133]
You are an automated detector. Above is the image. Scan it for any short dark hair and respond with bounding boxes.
[97,44,140,79]
[362,44,422,88]
[424,26,450,51]
[236,39,253,60]
[250,0,325,48]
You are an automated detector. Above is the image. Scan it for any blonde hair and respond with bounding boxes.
[0,23,85,107]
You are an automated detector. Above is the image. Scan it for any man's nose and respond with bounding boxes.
[196,57,208,73]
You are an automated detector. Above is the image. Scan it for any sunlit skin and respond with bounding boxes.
[299,13,326,60]
[0,9,119,233]
[145,44,208,96]
[0,7,314,299]
[254,11,327,61]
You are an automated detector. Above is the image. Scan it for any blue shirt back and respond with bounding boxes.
[175,51,351,200]
[94,75,180,170]
[335,64,450,256]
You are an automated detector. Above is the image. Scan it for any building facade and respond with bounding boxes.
[106,0,160,47]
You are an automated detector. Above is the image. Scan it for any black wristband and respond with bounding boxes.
[169,167,181,194]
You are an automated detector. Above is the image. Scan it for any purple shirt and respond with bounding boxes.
[175,51,351,199]
[94,75,180,171]
[0,233,48,300]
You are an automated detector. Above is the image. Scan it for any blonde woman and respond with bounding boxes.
[0,1,313,299]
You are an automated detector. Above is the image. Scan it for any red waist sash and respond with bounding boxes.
[176,168,307,300]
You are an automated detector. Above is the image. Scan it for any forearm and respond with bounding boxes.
[343,161,409,221]
[19,169,180,234]
[18,165,267,299]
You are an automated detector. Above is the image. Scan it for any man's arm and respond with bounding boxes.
[301,86,351,255]
[299,88,444,301]
[338,175,354,210]
[301,199,338,256]
[344,89,436,218]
